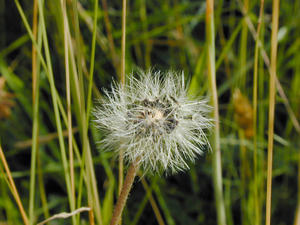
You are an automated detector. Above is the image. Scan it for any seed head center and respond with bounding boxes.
[149,109,164,121]
[127,98,179,135]
[145,108,165,127]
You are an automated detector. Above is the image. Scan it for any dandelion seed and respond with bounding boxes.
[94,70,212,174]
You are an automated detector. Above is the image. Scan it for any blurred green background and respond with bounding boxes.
[0,0,299,224]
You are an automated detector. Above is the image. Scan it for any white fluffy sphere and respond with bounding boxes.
[94,70,212,174]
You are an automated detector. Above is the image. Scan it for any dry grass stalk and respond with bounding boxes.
[0,145,29,225]
[266,0,280,224]
[37,207,91,225]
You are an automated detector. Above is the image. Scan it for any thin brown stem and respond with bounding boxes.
[101,0,119,74]
[120,0,127,85]
[0,145,29,225]
[266,0,279,225]
[119,0,127,208]
[110,160,139,225]
[294,203,300,225]
[88,206,95,225]
[29,0,39,222]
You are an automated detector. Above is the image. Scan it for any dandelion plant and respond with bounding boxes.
[94,70,212,225]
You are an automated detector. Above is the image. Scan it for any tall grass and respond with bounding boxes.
[252,1,264,224]
[0,0,299,225]
[205,0,226,224]
[265,0,279,224]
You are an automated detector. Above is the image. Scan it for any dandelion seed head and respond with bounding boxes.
[94,70,212,174]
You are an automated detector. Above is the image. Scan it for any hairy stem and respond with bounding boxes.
[110,161,139,225]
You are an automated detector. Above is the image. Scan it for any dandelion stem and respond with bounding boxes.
[110,160,139,225]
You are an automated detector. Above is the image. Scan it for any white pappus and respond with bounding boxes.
[94,70,212,174]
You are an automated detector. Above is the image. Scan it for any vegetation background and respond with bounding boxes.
[0,0,299,225]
